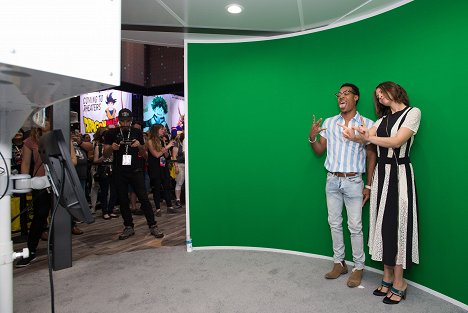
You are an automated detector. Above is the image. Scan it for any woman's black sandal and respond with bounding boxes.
[383,286,407,304]
[373,280,393,296]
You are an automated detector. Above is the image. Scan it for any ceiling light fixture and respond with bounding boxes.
[226,4,243,14]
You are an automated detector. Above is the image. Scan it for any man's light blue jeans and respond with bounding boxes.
[325,173,365,269]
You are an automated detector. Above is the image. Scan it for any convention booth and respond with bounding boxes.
[2,0,467,311]
[185,0,467,307]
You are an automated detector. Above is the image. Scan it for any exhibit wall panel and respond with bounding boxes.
[187,0,468,304]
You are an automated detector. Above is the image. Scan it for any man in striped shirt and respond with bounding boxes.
[309,83,376,288]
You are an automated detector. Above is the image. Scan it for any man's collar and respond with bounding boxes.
[352,111,362,122]
[338,111,361,121]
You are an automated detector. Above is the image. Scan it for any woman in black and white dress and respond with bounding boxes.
[341,81,421,305]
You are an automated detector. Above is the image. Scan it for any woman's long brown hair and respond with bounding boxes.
[28,127,43,143]
[373,81,410,118]
[148,124,165,151]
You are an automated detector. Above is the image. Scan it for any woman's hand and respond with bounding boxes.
[353,116,370,141]
[362,187,370,206]
[338,117,369,143]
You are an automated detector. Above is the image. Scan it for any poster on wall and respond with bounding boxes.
[80,90,132,135]
[143,94,185,137]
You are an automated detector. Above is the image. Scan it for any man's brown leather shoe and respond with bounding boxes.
[325,261,348,279]
[347,268,364,287]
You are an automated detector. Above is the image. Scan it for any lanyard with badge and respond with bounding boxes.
[120,128,132,166]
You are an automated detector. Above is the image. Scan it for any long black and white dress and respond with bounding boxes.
[368,106,421,269]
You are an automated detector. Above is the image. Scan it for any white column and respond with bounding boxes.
[0,154,13,313]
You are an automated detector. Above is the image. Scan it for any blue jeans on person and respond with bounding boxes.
[325,173,365,269]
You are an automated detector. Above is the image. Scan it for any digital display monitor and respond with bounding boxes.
[39,130,94,224]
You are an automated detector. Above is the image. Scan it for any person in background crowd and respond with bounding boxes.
[142,131,152,198]
[309,83,376,287]
[16,122,52,267]
[147,124,179,215]
[69,132,89,235]
[93,127,118,220]
[128,121,145,215]
[11,129,24,175]
[103,109,164,240]
[340,81,421,304]
[171,132,185,209]
[89,133,102,213]
[81,133,94,205]
[132,121,143,129]
[72,133,91,198]
[83,133,91,143]
[11,129,29,236]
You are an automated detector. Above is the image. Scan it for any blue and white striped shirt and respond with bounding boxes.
[321,112,374,173]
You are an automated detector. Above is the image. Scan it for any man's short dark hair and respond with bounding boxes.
[341,83,360,104]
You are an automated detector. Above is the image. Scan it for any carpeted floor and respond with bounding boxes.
[13,247,466,313]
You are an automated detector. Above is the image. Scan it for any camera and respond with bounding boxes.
[120,139,134,146]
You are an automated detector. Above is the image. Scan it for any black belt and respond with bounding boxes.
[378,157,411,164]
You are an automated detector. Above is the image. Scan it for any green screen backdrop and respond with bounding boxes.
[187,0,468,304]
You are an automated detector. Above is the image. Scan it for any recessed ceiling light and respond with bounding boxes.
[226,4,243,14]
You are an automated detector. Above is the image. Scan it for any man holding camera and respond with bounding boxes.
[104,108,164,240]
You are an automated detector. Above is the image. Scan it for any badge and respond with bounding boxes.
[122,154,132,165]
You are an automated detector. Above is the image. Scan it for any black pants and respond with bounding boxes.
[148,164,173,210]
[97,170,117,215]
[28,189,51,253]
[114,170,155,228]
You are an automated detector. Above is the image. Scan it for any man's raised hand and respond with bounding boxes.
[310,115,326,139]
[337,123,355,140]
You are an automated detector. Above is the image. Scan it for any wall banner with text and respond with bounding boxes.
[80,90,132,135]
